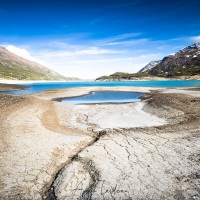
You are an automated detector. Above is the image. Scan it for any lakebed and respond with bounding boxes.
[0,83,200,199]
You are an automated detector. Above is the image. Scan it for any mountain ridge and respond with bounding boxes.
[0,46,77,81]
[148,42,200,76]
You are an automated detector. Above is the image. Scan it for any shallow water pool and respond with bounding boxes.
[61,91,144,104]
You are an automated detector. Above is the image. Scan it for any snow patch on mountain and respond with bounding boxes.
[138,60,161,73]
[178,42,200,54]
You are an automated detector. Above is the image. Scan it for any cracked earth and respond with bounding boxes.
[0,86,200,199]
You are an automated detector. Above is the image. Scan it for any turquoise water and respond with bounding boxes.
[61,91,143,104]
[1,80,200,95]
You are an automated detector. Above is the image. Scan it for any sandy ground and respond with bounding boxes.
[0,85,200,199]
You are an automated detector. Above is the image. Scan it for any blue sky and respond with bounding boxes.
[1,0,200,79]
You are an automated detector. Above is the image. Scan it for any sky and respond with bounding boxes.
[0,0,200,79]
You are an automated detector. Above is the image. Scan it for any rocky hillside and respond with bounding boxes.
[138,60,161,73]
[148,42,200,76]
[0,46,74,80]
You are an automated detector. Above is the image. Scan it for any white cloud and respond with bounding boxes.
[190,35,200,42]
[74,47,120,55]
[5,45,46,65]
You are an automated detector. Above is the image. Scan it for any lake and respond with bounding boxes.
[1,80,200,95]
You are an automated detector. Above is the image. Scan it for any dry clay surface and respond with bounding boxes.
[51,88,200,200]
[0,95,93,199]
[0,86,200,199]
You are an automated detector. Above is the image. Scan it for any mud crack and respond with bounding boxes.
[43,130,106,200]
[77,156,100,200]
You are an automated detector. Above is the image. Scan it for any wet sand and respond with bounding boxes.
[0,84,200,199]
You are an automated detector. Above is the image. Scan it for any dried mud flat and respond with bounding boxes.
[0,86,200,200]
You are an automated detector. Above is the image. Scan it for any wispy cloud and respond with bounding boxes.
[103,38,149,46]
[189,35,200,42]
[166,35,200,43]
[36,47,123,59]
[95,33,141,45]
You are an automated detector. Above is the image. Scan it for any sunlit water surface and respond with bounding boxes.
[61,91,144,104]
[1,80,200,95]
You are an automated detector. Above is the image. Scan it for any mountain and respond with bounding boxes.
[148,42,200,76]
[138,60,161,73]
[96,72,132,80]
[96,72,148,81]
[0,46,75,80]
[96,42,200,81]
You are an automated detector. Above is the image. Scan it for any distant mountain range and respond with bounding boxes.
[96,42,200,80]
[0,46,77,81]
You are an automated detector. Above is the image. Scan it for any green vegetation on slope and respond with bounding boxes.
[0,46,79,81]
[154,66,200,77]
[0,63,65,80]
[96,67,200,80]
[96,72,149,80]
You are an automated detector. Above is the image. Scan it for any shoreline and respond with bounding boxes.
[96,75,200,81]
[0,85,200,199]
[1,77,200,85]
[52,90,144,104]
[0,79,83,84]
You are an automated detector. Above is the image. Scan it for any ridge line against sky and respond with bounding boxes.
[0,0,200,79]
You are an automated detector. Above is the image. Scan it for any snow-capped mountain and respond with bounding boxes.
[97,43,200,80]
[178,42,200,54]
[138,60,161,73]
[141,42,200,76]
